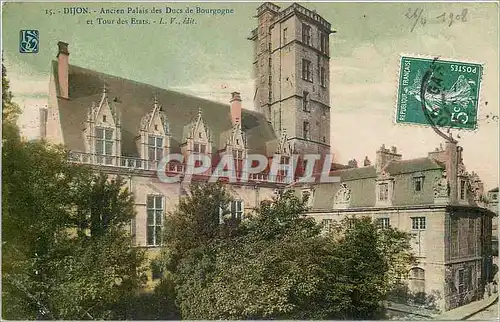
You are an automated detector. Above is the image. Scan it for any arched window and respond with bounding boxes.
[409,267,425,295]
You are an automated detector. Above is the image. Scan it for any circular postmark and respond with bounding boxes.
[419,57,478,141]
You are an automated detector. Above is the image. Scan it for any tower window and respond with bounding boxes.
[320,67,326,87]
[283,28,288,44]
[302,23,311,46]
[320,33,328,53]
[302,59,312,82]
[303,121,310,140]
[302,91,310,112]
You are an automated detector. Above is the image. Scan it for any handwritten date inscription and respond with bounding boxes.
[405,8,468,32]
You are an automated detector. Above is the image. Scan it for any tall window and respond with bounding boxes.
[147,195,163,246]
[377,217,391,229]
[411,217,426,230]
[409,267,425,294]
[95,127,114,164]
[302,190,311,203]
[230,200,244,220]
[302,23,311,45]
[303,121,310,140]
[148,136,163,161]
[283,27,288,43]
[460,180,466,200]
[302,91,310,112]
[378,183,389,201]
[320,32,328,53]
[320,67,326,87]
[302,59,312,82]
[322,219,334,233]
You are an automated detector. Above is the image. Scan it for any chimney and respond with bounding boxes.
[57,41,69,99]
[230,92,242,126]
[428,143,447,163]
[445,141,459,204]
[375,144,402,173]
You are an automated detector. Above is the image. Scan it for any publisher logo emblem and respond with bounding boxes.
[19,30,39,53]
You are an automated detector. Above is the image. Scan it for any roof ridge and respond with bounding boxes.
[55,60,262,111]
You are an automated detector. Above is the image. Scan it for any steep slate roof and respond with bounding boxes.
[308,157,445,210]
[52,61,276,157]
[325,157,444,181]
[329,166,377,181]
[384,157,445,174]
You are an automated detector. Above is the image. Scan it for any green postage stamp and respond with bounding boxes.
[395,55,483,130]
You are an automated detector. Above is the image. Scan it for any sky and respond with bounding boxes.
[2,1,499,190]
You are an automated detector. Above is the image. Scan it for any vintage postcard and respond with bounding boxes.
[2,1,499,320]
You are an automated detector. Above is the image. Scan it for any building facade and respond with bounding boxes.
[40,2,495,312]
[298,142,495,311]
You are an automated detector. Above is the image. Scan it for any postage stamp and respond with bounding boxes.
[395,55,483,130]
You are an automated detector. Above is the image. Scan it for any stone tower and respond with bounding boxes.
[248,2,334,155]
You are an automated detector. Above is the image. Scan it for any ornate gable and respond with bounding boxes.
[333,183,351,209]
[434,170,450,200]
[93,85,119,127]
[228,121,246,150]
[182,109,211,144]
[136,97,171,163]
[139,97,170,135]
[181,108,213,156]
[83,85,122,159]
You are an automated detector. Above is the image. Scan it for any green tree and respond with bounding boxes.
[161,182,233,273]
[2,63,146,318]
[160,187,414,320]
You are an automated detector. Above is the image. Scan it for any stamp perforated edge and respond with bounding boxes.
[393,53,485,133]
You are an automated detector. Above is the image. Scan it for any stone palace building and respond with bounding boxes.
[40,2,495,312]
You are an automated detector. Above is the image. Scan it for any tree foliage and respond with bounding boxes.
[2,64,145,320]
[160,186,415,320]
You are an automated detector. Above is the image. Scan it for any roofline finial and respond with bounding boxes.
[103,82,107,95]
[153,94,159,111]
[198,107,202,117]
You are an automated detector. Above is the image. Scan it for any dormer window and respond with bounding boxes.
[233,150,243,160]
[95,127,114,164]
[198,132,202,139]
[102,115,107,122]
[193,143,206,153]
[378,183,389,201]
[148,136,163,162]
[154,124,158,131]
